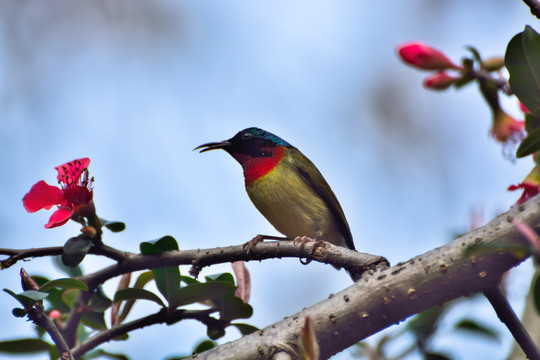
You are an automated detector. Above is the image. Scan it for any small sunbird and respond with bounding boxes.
[195,127,359,280]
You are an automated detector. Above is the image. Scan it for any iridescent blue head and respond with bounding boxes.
[194,127,292,158]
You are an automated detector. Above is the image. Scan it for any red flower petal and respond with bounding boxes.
[397,41,460,70]
[44,206,73,228]
[22,180,66,213]
[55,158,91,184]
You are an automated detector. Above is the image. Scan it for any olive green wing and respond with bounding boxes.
[290,148,355,251]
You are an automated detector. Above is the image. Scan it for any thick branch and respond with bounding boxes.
[193,196,540,359]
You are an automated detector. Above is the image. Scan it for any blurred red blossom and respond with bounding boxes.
[397,41,461,71]
[508,166,540,207]
[423,71,460,90]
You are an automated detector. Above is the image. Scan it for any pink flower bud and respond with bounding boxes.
[397,41,460,70]
[49,310,61,319]
[423,71,459,90]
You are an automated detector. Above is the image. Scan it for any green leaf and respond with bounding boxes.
[232,323,259,336]
[207,325,226,340]
[193,339,216,353]
[424,353,451,360]
[52,255,83,277]
[533,273,540,315]
[205,273,235,285]
[216,296,253,322]
[454,319,499,340]
[517,126,540,158]
[118,271,155,323]
[464,242,530,259]
[88,286,112,312]
[101,218,126,232]
[526,113,540,133]
[82,311,106,330]
[114,288,165,307]
[506,26,540,115]
[174,281,236,308]
[62,236,92,268]
[61,289,80,309]
[3,289,48,308]
[0,339,51,354]
[39,278,88,292]
[140,236,180,305]
[181,275,200,286]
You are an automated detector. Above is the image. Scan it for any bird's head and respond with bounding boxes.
[195,127,292,183]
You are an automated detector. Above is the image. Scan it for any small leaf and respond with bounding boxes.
[52,256,83,277]
[174,281,236,308]
[82,311,106,330]
[0,339,51,354]
[424,353,452,360]
[114,288,165,307]
[218,296,253,322]
[232,323,258,336]
[18,290,49,302]
[455,319,499,340]
[180,275,200,286]
[140,236,180,305]
[61,289,80,308]
[39,278,89,292]
[506,26,540,115]
[205,273,235,285]
[463,241,530,259]
[88,286,112,312]
[62,236,92,268]
[193,339,216,353]
[118,271,155,323]
[101,219,126,233]
[517,127,540,158]
[207,325,226,340]
[299,316,319,360]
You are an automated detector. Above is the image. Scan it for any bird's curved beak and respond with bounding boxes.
[194,140,231,153]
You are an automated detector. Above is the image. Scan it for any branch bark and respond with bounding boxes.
[192,196,540,359]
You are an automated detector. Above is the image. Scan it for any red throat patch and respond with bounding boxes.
[234,146,287,185]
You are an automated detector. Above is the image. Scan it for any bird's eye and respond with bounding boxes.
[241,132,253,140]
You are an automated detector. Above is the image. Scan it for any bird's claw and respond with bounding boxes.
[293,236,315,249]
[243,234,264,254]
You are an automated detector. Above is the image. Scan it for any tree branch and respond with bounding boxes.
[192,196,540,359]
[483,285,540,359]
[71,308,217,359]
[523,0,540,20]
[27,305,74,360]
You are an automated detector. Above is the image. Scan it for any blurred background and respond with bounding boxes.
[0,0,537,359]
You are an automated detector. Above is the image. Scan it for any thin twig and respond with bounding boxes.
[483,285,540,360]
[27,305,74,360]
[70,308,217,359]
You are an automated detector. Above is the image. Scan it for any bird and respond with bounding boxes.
[194,127,359,280]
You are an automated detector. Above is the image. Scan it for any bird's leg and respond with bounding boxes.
[243,234,289,253]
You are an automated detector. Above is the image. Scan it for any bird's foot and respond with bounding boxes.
[293,236,315,249]
[243,234,265,254]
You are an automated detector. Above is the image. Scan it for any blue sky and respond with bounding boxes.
[0,1,537,359]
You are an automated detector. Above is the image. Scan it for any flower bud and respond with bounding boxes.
[482,56,505,72]
[397,41,460,70]
[491,109,525,143]
[423,71,459,90]
[20,268,40,291]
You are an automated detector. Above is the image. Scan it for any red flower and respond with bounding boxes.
[423,71,460,90]
[508,167,540,207]
[397,41,461,70]
[490,109,525,144]
[23,158,94,228]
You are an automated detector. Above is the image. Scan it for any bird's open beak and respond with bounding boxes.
[194,140,231,153]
